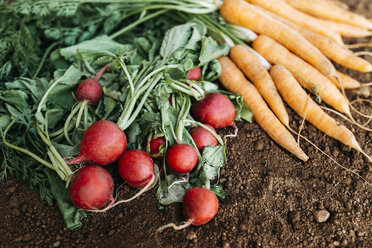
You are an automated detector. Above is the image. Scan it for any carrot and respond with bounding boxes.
[244,0,344,45]
[252,35,351,118]
[336,71,361,89]
[283,0,372,30]
[229,45,289,126]
[270,64,362,151]
[323,20,372,38]
[323,0,349,10]
[264,10,372,73]
[219,0,338,80]
[217,56,309,162]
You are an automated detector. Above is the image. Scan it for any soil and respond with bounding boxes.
[1,1,371,247]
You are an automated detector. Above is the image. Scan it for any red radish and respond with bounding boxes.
[166,144,197,174]
[147,135,166,159]
[118,150,155,188]
[69,165,114,210]
[156,187,219,235]
[76,63,109,105]
[189,124,218,152]
[183,187,219,226]
[76,78,102,105]
[186,67,202,81]
[67,120,127,165]
[192,93,236,129]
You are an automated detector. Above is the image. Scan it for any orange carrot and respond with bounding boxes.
[336,71,361,89]
[244,0,344,45]
[252,35,351,118]
[270,64,362,151]
[229,45,289,126]
[219,0,338,80]
[283,0,372,30]
[217,56,309,162]
[323,20,372,37]
[264,10,372,73]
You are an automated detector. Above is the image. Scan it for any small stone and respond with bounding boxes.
[23,233,32,242]
[8,186,17,193]
[223,242,231,248]
[52,241,61,248]
[8,197,18,208]
[344,177,352,185]
[314,209,330,223]
[239,224,248,231]
[186,232,197,240]
[254,140,264,151]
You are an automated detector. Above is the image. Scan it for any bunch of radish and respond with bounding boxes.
[67,66,237,232]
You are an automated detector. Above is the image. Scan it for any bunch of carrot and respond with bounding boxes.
[215,0,372,163]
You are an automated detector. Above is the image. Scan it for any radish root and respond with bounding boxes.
[155,219,194,247]
[88,175,155,213]
[224,122,238,142]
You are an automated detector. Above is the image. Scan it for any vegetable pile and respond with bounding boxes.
[1,0,371,231]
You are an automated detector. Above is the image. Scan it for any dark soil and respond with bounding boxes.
[1,1,371,247]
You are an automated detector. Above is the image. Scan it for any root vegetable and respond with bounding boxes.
[69,165,114,210]
[118,150,155,188]
[192,93,235,129]
[189,124,218,152]
[166,144,198,174]
[67,120,127,165]
[217,56,309,162]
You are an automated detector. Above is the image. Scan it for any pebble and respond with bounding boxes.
[254,140,264,151]
[314,209,330,223]
[53,241,61,248]
[22,233,32,242]
[8,197,18,208]
[223,242,231,248]
[186,232,197,240]
[239,224,248,231]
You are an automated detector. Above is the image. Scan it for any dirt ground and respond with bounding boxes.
[1,0,371,247]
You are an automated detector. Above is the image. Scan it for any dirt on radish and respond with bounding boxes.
[0,0,371,248]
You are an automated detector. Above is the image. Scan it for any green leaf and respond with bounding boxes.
[210,184,226,200]
[46,109,64,129]
[0,90,29,109]
[156,174,191,206]
[46,171,86,230]
[51,142,79,158]
[200,145,225,182]
[199,37,230,66]
[59,35,123,61]
[0,115,12,131]
[160,23,192,61]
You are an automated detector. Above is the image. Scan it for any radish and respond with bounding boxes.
[76,63,109,105]
[67,120,127,165]
[186,67,202,81]
[69,165,114,210]
[183,187,219,226]
[156,187,219,235]
[189,124,218,152]
[63,64,110,144]
[191,92,236,129]
[146,135,166,159]
[118,149,155,188]
[90,150,156,212]
[166,144,198,174]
